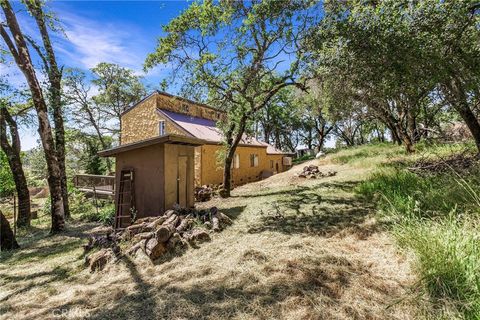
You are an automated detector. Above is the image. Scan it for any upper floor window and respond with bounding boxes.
[181,104,189,113]
[159,120,166,136]
[250,154,258,167]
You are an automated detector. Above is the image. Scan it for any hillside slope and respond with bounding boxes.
[0,152,420,320]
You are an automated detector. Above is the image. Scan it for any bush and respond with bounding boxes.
[357,167,480,318]
[70,191,115,225]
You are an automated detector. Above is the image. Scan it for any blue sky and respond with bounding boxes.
[2,1,322,150]
[2,1,193,150]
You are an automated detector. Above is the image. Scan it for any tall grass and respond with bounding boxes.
[356,166,480,318]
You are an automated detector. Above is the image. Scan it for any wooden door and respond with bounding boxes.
[177,156,188,207]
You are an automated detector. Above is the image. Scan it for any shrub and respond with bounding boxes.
[70,191,115,225]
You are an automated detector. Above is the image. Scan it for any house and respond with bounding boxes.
[120,91,294,188]
[99,135,205,228]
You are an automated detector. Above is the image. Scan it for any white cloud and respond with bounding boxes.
[54,12,147,72]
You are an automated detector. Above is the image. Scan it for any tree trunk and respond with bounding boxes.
[220,116,247,198]
[456,103,480,153]
[28,0,70,218]
[0,210,19,250]
[444,79,480,154]
[0,108,31,227]
[1,1,65,232]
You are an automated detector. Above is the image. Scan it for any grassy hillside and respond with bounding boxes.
[1,141,477,319]
[333,141,480,319]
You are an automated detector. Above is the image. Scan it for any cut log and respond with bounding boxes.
[125,223,147,236]
[126,239,146,256]
[146,216,167,230]
[166,233,184,250]
[144,238,167,260]
[216,212,233,225]
[211,215,220,232]
[176,218,192,233]
[134,216,157,225]
[163,214,178,226]
[184,228,211,243]
[155,224,176,242]
[133,232,155,242]
[86,248,113,272]
[164,209,175,218]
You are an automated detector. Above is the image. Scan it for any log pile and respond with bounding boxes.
[83,207,232,272]
[194,186,213,202]
[408,152,479,176]
[298,165,337,179]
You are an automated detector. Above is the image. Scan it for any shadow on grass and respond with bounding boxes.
[233,186,310,199]
[0,222,96,264]
[87,256,157,320]
[247,181,376,238]
[82,253,399,319]
[0,267,71,302]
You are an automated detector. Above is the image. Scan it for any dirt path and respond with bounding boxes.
[0,158,419,320]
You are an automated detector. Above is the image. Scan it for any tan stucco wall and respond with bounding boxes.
[197,144,286,187]
[121,94,188,145]
[156,93,223,121]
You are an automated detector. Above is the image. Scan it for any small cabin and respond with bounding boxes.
[99,134,205,228]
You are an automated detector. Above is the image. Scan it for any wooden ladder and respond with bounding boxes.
[115,169,135,229]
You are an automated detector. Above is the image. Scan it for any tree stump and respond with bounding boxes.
[0,210,19,251]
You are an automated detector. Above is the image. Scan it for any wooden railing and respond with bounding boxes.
[73,174,115,198]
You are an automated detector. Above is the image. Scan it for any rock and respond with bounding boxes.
[204,221,212,229]
[315,151,325,159]
[86,249,114,272]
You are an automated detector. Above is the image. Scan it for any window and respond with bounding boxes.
[230,154,240,169]
[270,160,274,169]
[159,120,166,136]
[181,104,189,113]
[250,154,258,167]
[234,154,240,169]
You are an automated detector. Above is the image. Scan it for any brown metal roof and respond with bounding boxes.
[98,134,206,157]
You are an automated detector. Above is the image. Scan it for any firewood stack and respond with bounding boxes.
[194,185,213,202]
[84,207,232,272]
[298,165,337,179]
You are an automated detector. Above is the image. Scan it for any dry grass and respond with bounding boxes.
[0,154,425,320]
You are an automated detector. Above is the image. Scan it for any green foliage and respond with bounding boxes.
[394,214,480,318]
[69,191,115,225]
[356,159,480,318]
[292,154,314,164]
[0,150,15,197]
[330,143,404,165]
